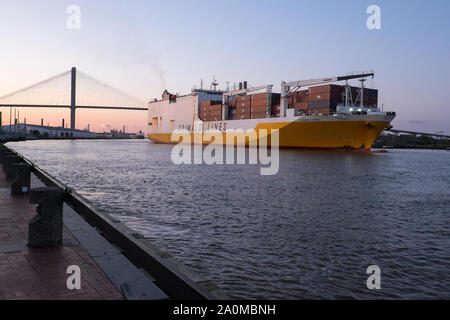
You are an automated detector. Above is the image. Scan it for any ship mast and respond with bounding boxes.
[358,78,366,108]
[344,80,353,107]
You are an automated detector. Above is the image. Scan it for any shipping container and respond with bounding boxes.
[251,105,267,113]
[251,93,268,100]
[308,101,331,109]
[290,90,309,98]
[201,104,223,113]
[303,85,378,108]
[251,112,267,119]
[292,102,308,110]
[232,109,251,115]
[309,84,342,94]
[309,93,333,102]
[200,100,222,108]
[238,101,252,107]
[251,98,267,107]
[237,95,251,102]
[271,93,281,105]
[293,96,308,104]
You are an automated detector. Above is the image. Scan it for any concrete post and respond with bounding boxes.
[28,187,65,248]
[11,163,31,195]
[4,155,21,178]
[0,145,7,163]
[1,149,10,166]
[0,145,12,161]
[1,151,13,167]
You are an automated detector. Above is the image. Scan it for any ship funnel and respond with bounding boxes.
[239,82,243,90]
[244,81,248,89]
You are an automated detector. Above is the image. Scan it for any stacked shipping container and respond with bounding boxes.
[250,92,268,119]
[288,84,378,115]
[290,90,309,112]
[198,84,377,121]
[232,95,252,119]
[199,100,223,121]
[228,93,281,119]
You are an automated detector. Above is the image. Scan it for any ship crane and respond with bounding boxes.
[280,71,374,117]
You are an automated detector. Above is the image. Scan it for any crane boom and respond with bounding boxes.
[223,84,273,97]
[283,72,374,89]
[284,77,338,88]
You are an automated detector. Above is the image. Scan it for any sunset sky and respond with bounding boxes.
[0,0,449,133]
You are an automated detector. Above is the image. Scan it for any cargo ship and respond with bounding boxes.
[147,72,395,150]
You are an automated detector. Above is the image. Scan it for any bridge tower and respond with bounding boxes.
[70,67,76,130]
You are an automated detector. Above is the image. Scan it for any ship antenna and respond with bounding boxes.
[345,80,349,107]
[211,76,219,91]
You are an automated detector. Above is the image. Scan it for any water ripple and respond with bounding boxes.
[8,140,450,299]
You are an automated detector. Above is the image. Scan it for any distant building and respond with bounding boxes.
[0,124,98,138]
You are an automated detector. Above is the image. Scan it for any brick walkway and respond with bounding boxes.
[0,170,123,300]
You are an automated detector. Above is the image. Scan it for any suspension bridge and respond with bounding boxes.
[0,67,147,130]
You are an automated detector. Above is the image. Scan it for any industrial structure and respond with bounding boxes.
[0,124,97,138]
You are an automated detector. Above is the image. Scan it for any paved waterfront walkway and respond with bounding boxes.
[0,170,122,300]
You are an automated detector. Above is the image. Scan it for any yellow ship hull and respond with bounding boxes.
[147,120,390,150]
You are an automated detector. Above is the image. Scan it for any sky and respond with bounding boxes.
[0,0,449,133]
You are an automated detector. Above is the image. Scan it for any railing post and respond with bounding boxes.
[28,187,65,248]
[11,163,31,195]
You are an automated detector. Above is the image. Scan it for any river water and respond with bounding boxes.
[7,139,450,299]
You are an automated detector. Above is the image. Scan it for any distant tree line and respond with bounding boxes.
[373,134,450,150]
